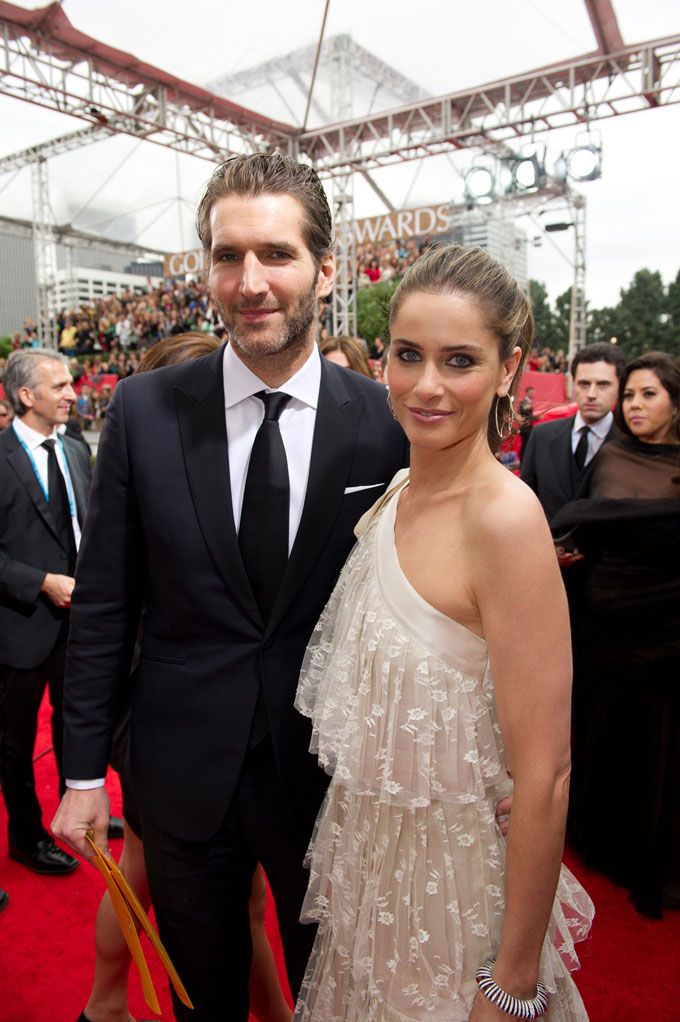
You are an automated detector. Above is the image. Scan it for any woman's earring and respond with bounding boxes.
[494,393,514,440]
[386,388,397,421]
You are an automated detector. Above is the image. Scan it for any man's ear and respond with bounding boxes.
[18,386,34,411]
[316,253,336,298]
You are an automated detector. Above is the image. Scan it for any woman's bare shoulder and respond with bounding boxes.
[466,465,554,558]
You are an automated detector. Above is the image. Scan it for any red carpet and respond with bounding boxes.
[1,695,679,1021]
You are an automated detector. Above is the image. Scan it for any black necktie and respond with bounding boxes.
[238,391,291,623]
[42,439,77,570]
[574,426,590,471]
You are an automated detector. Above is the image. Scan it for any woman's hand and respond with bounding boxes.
[469,991,513,1021]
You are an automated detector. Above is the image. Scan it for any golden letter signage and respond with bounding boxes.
[353,204,451,245]
[164,250,206,277]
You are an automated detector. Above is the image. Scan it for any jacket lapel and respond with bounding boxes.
[175,347,263,629]
[5,428,63,545]
[62,437,89,525]
[266,359,363,636]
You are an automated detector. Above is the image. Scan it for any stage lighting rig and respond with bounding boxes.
[501,147,547,194]
[464,163,496,206]
[555,132,603,183]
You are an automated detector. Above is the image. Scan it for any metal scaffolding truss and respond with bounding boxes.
[1,0,678,345]
[0,1,293,161]
[208,33,426,127]
[299,36,680,175]
[0,121,115,174]
[3,3,676,176]
[30,156,57,346]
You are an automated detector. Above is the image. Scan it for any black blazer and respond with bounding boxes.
[520,415,616,524]
[0,425,91,669]
[62,346,409,842]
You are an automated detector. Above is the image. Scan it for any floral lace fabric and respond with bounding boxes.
[294,472,593,1021]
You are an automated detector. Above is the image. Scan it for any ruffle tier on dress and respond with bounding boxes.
[294,471,593,1021]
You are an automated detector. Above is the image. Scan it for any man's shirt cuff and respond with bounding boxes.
[66,778,106,789]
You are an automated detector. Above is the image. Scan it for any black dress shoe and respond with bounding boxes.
[107,815,125,840]
[9,838,78,875]
[0,887,8,912]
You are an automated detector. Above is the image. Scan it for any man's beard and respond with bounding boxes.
[218,283,319,363]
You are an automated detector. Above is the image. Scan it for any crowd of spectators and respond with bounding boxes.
[356,237,428,286]
[8,277,221,359]
[5,252,569,384]
[528,346,569,373]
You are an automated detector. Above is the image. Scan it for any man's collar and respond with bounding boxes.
[13,416,58,450]
[223,342,321,410]
[573,409,613,439]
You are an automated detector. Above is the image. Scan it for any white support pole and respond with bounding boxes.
[568,195,587,359]
[30,157,58,349]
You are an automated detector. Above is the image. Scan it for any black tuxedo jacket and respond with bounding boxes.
[63,346,409,842]
[520,414,616,524]
[0,425,91,669]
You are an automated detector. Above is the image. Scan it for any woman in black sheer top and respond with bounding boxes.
[552,351,680,917]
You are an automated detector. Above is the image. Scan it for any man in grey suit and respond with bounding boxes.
[521,342,625,524]
[0,349,91,875]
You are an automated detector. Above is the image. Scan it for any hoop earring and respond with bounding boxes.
[494,394,514,440]
[386,387,397,421]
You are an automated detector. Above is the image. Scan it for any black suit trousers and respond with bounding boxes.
[0,617,68,848]
[141,736,318,1021]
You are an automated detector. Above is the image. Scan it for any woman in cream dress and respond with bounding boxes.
[294,245,593,1022]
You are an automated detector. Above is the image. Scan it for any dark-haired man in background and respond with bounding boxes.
[521,342,625,524]
[53,154,409,1020]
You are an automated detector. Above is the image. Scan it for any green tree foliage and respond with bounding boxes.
[356,279,399,346]
[530,267,678,361]
[612,270,671,358]
[554,288,572,351]
[528,281,561,348]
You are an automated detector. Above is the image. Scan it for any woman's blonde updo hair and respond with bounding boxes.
[389,244,535,451]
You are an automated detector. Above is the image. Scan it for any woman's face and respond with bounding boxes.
[622,368,677,444]
[388,290,519,452]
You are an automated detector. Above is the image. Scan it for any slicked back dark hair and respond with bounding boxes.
[570,342,625,380]
[196,153,333,269]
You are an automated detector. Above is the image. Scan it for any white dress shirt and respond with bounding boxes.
[223,342,320,553]
[571,410,613,467]
[13,417,82,549]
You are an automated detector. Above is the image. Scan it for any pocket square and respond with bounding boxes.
[344,483,385,494]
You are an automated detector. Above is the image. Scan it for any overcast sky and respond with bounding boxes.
[0,0,678,309]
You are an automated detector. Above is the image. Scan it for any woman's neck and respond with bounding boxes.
[407,432,498,497]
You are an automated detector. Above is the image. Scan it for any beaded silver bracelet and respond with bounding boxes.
[475,959,549,1019]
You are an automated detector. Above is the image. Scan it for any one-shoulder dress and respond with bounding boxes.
[294,472,593,1021]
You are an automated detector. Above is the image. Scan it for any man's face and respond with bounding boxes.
[207,193,334,364]
[572,360,619,424]
[20,359,76,430]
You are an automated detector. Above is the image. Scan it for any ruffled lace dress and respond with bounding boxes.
[294,471,593,1021]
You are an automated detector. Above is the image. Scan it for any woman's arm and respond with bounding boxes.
[471,484,572,1017]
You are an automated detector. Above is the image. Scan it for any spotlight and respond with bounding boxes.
[501,154,546,194]
[555,144,602,183]
[464,166,495,205]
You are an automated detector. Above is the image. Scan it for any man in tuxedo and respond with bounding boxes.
[52,154,409,1020]
[520,342,625,524]
[0,350,91,875]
